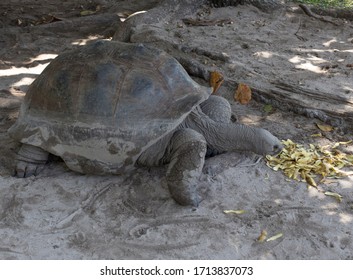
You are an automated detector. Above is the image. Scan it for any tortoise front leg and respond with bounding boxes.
[165,129,207,207]
[14,144,49,177]
[199,95,235,157]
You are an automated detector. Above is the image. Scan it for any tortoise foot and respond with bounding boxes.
[166,129,207,207]
[14,144,49,178]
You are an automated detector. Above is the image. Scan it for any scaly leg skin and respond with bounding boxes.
[165,129,207,207]
[199,95,232,123]
[199,95,235,157]
[14,144,49,177]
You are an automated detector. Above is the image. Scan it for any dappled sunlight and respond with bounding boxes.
[273,198,283,205]
[11,77,36,88]
[323,38,338,47]
[321,202,340,215]
[238,114,264,125]
[322,37,353,48]
[288,43,353,73]
[0,53,58,96]
[306,186,325,200]
[254,51,273,59]
[71,35,107,46]
[288,56,302,64]
[0,53,57,77]
[0,62,51,77]
[294,48,353,54]
[342,85,353,92]
[339,213,353,224]
[294,62,325,73]
[27,53,58,64]
[289,55,327,73]
[339,177,353,189]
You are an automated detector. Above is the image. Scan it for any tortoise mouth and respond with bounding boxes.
[270,144,283,156]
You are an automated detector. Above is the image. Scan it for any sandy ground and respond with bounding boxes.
[0,0,353,259]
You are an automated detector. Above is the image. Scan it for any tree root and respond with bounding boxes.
[298,4,340,26]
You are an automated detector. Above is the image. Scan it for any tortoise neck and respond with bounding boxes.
[182,107,257,153]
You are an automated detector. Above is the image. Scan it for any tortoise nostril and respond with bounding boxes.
[273,144,282,153]
[273,144,283,153]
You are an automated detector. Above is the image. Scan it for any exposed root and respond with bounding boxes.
[298,4,340,26]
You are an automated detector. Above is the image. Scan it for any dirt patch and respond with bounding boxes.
[0,0,353,259]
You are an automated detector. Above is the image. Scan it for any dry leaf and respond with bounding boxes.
[266,139,353,191]
[305,174,317,187]
[316,123,334,132]
[324,191,343,202]
[311,133,323,138]
[209,71,224,94]
[234,83,252,105]
[263,104,273,113]
[266,233,283,242]
[80,10,97,16]
[257,230,268,243]
[80,4,101,16]
[223,209,246,215]
[332,140,352,149]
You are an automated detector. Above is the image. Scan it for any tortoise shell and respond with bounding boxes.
[9,40,211,174]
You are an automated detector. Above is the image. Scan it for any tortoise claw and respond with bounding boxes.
[14,161,43,178]
[13,144,49,178]
[169,186,201,207]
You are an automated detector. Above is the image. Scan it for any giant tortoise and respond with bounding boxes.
[8,40,282,206]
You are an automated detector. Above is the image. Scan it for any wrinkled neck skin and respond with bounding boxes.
[181,107,260,155]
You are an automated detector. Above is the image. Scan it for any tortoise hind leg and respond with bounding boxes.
[165,129,207,207]
[14,144,49,177]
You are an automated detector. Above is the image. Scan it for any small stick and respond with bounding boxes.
[294,18,307,41]
[53,182,113,229]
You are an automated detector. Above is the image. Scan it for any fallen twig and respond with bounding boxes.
[53,182,113,229]
[294,18,307,41]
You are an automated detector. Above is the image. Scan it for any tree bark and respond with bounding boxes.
[246,81,353,129]
[311,6,353,20]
